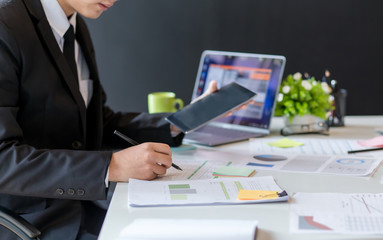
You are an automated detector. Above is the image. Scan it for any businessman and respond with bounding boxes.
[0,0,222,239]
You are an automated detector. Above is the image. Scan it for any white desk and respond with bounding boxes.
[99,116,383,240]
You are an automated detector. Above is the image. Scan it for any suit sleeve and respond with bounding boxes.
[100,88,184,148]
[0,22,110,201]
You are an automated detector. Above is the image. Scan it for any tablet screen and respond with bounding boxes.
[165,82,256,133]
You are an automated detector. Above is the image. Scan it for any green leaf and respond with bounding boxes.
[274,73,334,119]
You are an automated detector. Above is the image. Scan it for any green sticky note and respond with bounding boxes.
[213,166,255,177]
[267,138,304,148]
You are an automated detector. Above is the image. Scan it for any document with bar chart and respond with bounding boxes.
[127,176,288,207]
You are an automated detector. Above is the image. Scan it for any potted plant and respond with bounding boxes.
[274,72,334,125]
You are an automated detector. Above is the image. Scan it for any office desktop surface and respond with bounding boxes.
[99,116,383,240]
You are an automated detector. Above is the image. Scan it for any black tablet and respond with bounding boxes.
[165,82,256,134]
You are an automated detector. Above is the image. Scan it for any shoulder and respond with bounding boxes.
[0,0,18,9]
[0,0,23,56]
[0,0,25,22]
[0,0,32,36]
[0,0,44,29]
[0,0,37,65]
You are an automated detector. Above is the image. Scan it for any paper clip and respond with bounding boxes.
[259,190,288,198]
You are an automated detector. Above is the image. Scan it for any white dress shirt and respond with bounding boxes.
[40,0,93,107]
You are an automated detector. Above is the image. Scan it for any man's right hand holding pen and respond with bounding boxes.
[108,80,252,182]
[109,142,173,181]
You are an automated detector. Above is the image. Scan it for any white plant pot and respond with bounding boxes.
[283,114,318,126]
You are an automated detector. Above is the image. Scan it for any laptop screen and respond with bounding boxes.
[192,51,285,130]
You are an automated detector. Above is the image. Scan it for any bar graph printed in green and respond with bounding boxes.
[187,160,208,179]
[220,182,230,200]
[170,194,187,200]
[168,184,190,189]
[168,184,196,200]
[234,181,244,191]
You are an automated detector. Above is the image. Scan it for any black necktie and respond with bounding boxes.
[63,25,78,80]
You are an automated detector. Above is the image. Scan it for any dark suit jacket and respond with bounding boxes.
[0,0,182,239]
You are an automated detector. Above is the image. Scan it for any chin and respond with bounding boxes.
[80,10,103,19]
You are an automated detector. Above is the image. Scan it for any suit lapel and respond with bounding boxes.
[76,16,99,83]
[22,0,87,132]
[76,15,105,148]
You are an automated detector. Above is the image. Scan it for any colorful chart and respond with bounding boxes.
[168,184,197,200]
[253,154,288,161]
[336,158,365,165]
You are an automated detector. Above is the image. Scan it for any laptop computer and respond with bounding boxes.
[183,50,286,146]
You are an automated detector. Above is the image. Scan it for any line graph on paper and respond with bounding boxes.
[349,194,383,215]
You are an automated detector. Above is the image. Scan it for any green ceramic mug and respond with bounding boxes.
[148,92,184,113]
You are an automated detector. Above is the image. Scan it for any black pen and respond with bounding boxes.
[348,147,383,154]
[113,130,183,171]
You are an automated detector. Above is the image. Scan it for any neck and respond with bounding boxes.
[57,0,75,17]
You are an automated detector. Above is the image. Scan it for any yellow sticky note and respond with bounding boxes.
[237,190,278,200]
[267,137,304,148]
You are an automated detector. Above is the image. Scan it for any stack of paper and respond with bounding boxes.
[128,176,288,207]
[118,219,258,240]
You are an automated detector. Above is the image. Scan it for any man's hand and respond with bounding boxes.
[170,81,219,134]
[109,142,172,182]
[191,80,219,104]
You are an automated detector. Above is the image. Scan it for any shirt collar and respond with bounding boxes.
[40,0,77,38]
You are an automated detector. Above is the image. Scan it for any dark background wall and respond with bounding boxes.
[85,0,383,115]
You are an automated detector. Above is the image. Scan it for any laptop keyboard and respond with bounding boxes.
[198,125,257,138]
[185,125,261,144]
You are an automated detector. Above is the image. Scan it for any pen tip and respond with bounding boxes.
[173,165,183,171]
